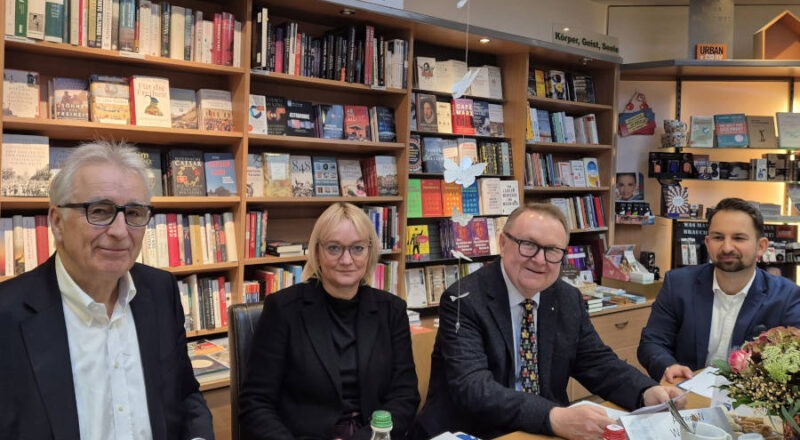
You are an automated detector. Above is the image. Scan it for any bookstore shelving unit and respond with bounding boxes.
[619,59,800,275]
[0,0,625,341]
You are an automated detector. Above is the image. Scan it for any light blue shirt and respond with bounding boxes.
[500,263,540,391]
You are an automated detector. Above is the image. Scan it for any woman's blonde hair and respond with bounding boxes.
[301,202,380,285]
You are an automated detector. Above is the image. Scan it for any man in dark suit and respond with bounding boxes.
[638,197,800,383]
[412,203,682,440]
[0,141,214,440]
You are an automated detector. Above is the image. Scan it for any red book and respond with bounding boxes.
[451,98,476,135]
[217,275,228,328]
[420,179,444,217]
[166,213,180,267]
[212,213,225,263]
[34,215,49,265]
[212,13,222,65]
[248,212,257,259]
[593,196,605,228]
[343,105,371,141]
[221,12,234,66]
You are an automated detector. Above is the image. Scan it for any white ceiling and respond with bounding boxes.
[593,0,800,4]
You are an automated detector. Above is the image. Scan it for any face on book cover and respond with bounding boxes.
[500,210,567,298]
[51,164,147,291]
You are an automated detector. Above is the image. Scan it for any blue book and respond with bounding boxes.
[422,137,445,173]
[714,113,748,147]
[49,146,74,179]
[536,109,552,142]
[461,182,480,216]
[317,104,344,139]
[254,210,263,258]
[311,156,340,197]
[374,106,397,142]
[203,152,237,196]
[472,100,491,136]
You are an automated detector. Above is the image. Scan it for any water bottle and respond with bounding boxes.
[369,410,392,440]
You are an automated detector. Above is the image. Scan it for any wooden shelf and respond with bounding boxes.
[4,38,245,76]
[410,130,510,142]
[187,327,228,338]
[405,253,499,266]
[569,226,609,234]
[244,255,309,266]
[247,134,405,153]
[412,88,504,104]
[0,197,49,210]
[524,142,613,153]
[151,197,240,209]
[524,186,611,193]
[3,117,243,146]
[409,173,514,179]
[246,196,403,205]
[621,58,800,80]
[162,262,239,275]
[250,70,407,95]
[528,95,613,113]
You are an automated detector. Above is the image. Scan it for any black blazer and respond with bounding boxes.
[239,281,420,440]
[0,256,214,440]
[412,261,657,439]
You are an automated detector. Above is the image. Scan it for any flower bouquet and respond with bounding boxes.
[714,326,800,439]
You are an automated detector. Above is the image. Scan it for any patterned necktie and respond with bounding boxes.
[519,299,539,394]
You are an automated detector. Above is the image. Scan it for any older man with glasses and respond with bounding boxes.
[0,141,214,440]
[411,203,683,440]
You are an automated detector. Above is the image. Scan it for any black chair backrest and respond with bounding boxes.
[228,302,264,440]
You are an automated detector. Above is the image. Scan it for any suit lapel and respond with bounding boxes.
[20,259,81,440]
[301,283,341,395]
[694,266,715,365]
[357,287,379,393]
[130,274,167,440]
[732,270,766,343]
[485,263,514,386]
[536,285,557,394]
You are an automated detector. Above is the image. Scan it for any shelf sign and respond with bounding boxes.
[552,24,619,56]
[358,0,404,9]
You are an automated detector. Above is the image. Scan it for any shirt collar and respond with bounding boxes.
[712,268,756,298]
[500,260,540,307]
[56,253,137,325]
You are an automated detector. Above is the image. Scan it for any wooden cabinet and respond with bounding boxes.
[568,302,653,401]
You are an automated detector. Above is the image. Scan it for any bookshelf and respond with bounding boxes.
[0,0,624,338]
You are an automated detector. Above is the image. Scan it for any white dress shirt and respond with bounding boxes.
[57,255,153,440]
[706,269,755,367]
[501,264,541,391]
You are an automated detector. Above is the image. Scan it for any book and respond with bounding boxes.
[285,99,315,137]
[372,105,396,142]
[688,115,714,148]
[777,112,800,149]
[89,75,130,125]
[289,155,313,198]
[337,158,366,197]
[129,75,171,127]
[246,153,264,197]
[49,77,89,120]
[343,105,370,141]
[363,155,398,196]
[436,101,453,134]
[583,157,600,187]
[746,115,777,149]
[204,152,237,196]
[262,152,292,197]
[416,93,438,132]
[451,98,475,135]
[166,149,205,197]
[265,96,287,135]
[714,113,748,147]
[488,103,505,137]
[48,146,73,181]
[169,87,198,129]
[422,137,446,173]
[248,94,268,134]
[416,56,437,91]
[420,179,443,217]
[408,135,423,173]
[1,134,50,197]
[316,104,344,139]
[3,69,40,118]
[137,147,164,197]
[406,224,430,262]
[472,100,490,136]
[498,180,520,215]
[404,267,428,307]
[312,156,340,197]
[197,89,233,132]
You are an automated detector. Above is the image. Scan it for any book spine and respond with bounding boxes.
[159,0,169,57]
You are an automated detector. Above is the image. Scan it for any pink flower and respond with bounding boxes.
[728,349,751,373]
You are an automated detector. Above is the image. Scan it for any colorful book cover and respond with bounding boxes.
[714,113,748,147]
[129,76,172,127]
[472,100,491,136]
[344,105,371,141]
[289,155,313,197]
[137,147,164,197]
[51,77,89,120]
[285,99,315,137]
[416,93,438,133]
[204,152,237,196]
[461,181,480,216]
[3,69,40,118]
[263,153,292,197]
[312,156,340,197]
[89,75,130,125]
[169,88,198,129]
[197,89,233,132]
[407,179,422,218]
[317,104,344,139]
[420,179,443,217]
[373,155,398,196]
[470,217,491,256]
[406,224,430,261]
[374,105,396,142]
[1,134,50,197]
[248,94,268,134]
[451,98,475,135]
[265,96,287,135]
[167,149,205,197]
[409,134,423,173]
[689,115,714,148]
[337,158,366,197]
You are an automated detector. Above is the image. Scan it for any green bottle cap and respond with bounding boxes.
[371,410,393,430]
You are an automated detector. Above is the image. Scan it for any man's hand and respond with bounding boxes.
[661,364,694,384]
[549,405,615,440]
[642,385,687,409]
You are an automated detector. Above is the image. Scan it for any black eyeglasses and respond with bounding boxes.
[502,232,566,263]
[58,201,153,227]
[320,242,370,259]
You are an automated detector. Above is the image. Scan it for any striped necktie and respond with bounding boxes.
[519,299,539,394]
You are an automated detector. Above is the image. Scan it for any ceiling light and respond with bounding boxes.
[479,38,490,44]
[340,8,356,15]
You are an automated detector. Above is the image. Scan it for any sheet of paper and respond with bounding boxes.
[621,406,733,440]
[569,400,630,421]
[630,389,690,415]
[678,367,719,399]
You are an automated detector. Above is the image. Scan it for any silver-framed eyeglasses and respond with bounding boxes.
[503,232,566,263]
[58,201,153,227]
[320,242,370,259]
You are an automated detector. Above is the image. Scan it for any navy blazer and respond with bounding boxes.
[411,261,657,440]
[638,263,800,380]
[0,256,214,440]
[238,281,419,440]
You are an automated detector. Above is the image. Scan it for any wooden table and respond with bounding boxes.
[495,385,711,439]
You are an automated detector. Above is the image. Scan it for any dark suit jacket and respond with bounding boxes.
[412,261,657,440]
[238,281,419,440]
[638,264,800,380]
[0,256,214,440]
